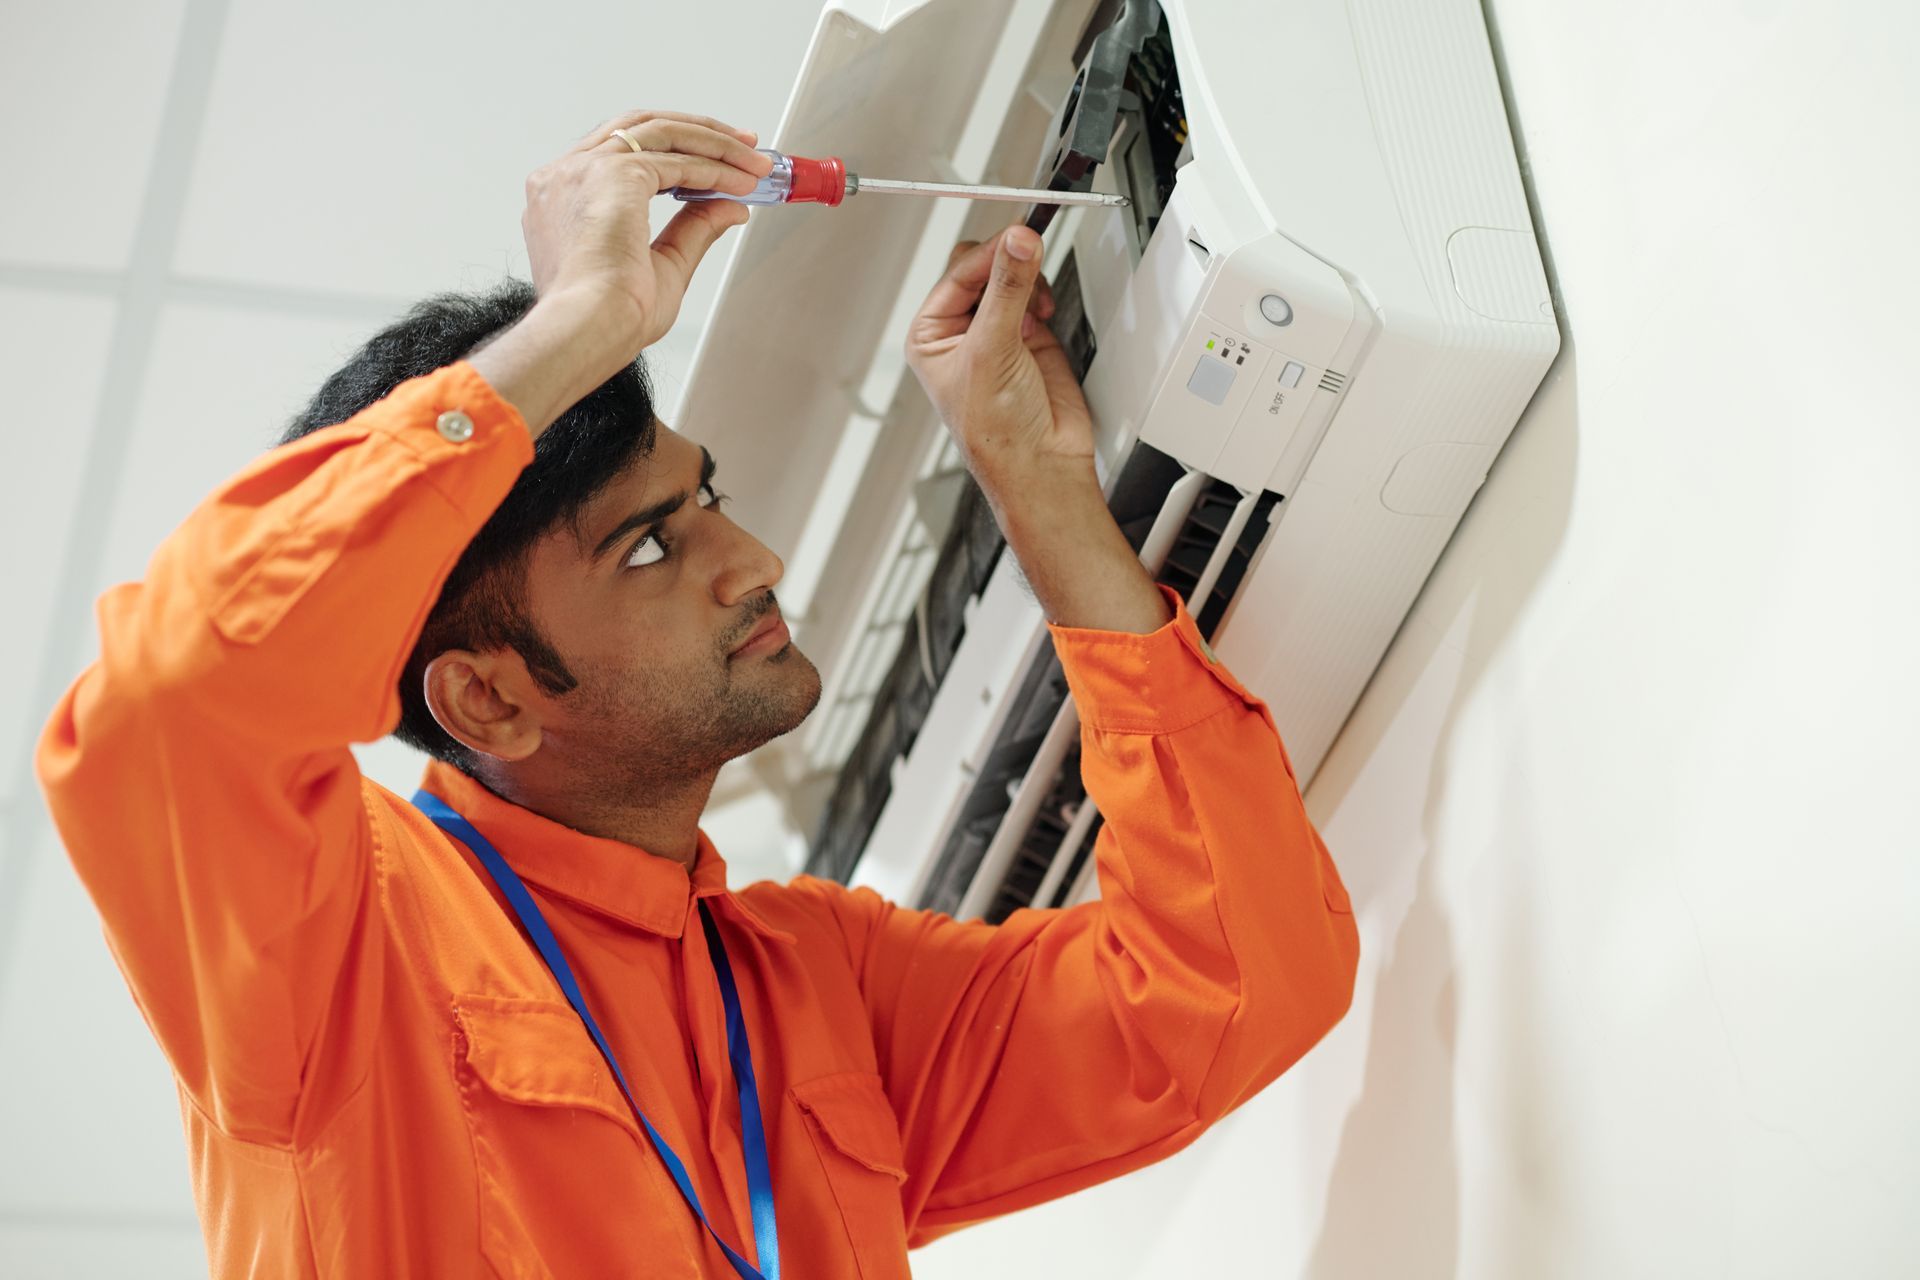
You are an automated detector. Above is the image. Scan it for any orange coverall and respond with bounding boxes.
[36,361,1359,1277]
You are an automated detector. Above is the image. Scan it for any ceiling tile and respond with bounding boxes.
[0,289,118,788]
[0,1,190,270]
[172,0,817,308]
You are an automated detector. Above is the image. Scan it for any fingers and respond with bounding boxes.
[1018,320,1086,431]
[1021,295,1064,342]
[971,226,1045,345]
[651,200,751,299]
[588,118,773,204]
[919,235,1006,322]
[927,230,1055,325]
[1030,272,1056,320]
[576,109,758,154]
[628,150,765,198]
[594,117,772,179]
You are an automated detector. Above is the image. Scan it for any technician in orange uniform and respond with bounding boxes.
[37,110,1358,1277]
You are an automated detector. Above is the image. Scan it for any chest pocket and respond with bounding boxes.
[454,995,698,1279]
[792,1072,910,1279]
[458,997,639,1131]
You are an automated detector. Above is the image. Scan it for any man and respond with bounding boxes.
[37,110,1358,1277]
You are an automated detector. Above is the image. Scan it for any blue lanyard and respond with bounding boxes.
[412,790,779,1280]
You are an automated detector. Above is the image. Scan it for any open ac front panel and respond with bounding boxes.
[677,0,1560,921]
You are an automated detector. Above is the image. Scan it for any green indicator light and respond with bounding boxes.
[1205,339,1215,350]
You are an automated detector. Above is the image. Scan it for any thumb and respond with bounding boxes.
[971,226,1043,346]
[651,200,750,297]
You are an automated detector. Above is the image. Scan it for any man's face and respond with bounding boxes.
[517,424,821,778]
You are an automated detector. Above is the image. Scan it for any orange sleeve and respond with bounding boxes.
[33,362,531,1145]
[791,588,1359,1242]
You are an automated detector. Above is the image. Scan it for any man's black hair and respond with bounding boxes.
[281,278,656,770]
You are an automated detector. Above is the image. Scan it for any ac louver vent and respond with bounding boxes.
[920,443,1282,921]
[1318,369,1348,394]
[806,435,1281,911]
[805,479,1005,884]
[975,472,1279,922]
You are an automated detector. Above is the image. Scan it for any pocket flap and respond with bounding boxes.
[454,995,638,1137]
[791,1073,907,1180]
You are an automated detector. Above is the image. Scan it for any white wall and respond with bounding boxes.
[913,1,1920,1276]
[3,1,1915,1277]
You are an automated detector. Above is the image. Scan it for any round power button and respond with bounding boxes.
[1259,294,1294,326]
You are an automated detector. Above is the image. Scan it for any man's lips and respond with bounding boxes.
[730,610,790,658]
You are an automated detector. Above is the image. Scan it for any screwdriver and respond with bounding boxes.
[669,148,1128,210]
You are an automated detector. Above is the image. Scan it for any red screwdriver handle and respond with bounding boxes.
[785,154,848,206]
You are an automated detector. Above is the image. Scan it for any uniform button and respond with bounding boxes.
[436,410,475,443]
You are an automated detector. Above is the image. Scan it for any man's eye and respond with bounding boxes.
[625,534,666,568]
[699,483,727,510]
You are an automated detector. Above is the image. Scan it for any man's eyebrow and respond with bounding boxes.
[587,448,719,567]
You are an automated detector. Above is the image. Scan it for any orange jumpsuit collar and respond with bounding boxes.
[419,760,792,943]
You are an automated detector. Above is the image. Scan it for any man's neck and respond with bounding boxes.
[475,758,717,869]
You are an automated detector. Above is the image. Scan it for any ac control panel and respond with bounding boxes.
[1132,182,1357,493]
[1145,314,1324,490]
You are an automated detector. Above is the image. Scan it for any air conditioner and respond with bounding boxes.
[680,0,1557,917]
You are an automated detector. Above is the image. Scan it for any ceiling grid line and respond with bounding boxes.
[0,0,235,1014]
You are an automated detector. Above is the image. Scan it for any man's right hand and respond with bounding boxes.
[473,110,771,440]
[525,110,773,352]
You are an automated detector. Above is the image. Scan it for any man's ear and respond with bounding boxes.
[423,649,544,762]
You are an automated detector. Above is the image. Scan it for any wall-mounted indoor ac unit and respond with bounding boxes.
[680,0,1558,917]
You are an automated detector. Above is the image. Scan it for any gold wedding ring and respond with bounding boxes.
[609,127,644,154]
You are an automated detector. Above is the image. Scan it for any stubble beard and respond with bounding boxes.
[580,641,823,787]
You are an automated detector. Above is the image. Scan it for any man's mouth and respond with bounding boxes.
[729,608,790,659]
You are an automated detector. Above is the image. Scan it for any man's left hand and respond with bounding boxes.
[904,226,1172,635]
[905,226,1088,492]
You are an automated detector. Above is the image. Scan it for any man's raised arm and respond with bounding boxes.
[33,111,771,1145]
[776,226,1360,1238]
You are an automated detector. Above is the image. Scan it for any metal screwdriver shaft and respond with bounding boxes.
[847,175,1128,208]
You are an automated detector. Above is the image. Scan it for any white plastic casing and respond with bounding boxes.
[679,0,1559,898]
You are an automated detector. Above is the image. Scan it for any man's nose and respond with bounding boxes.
[711,519,785,609]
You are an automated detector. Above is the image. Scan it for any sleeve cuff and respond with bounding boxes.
[371,360,534,518]
[1046,585,1259,735]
